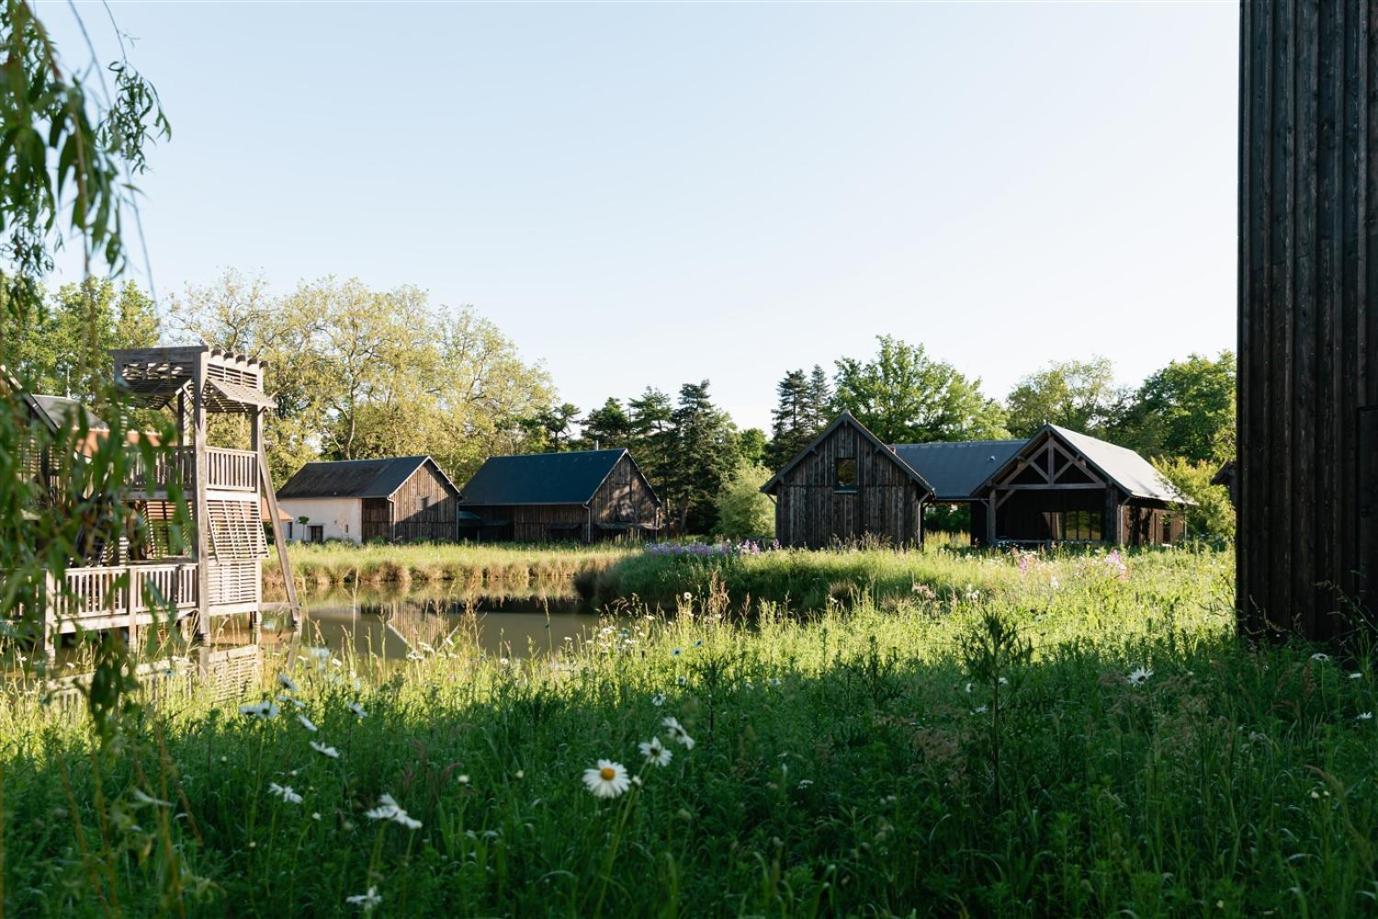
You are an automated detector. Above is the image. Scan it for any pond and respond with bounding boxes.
[267,588,607,661]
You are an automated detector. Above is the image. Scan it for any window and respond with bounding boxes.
[835,458,858,492]
[1044,510,1102,542]
[308,525,324,544]
[420,495,431,514]
[284,522,293,540]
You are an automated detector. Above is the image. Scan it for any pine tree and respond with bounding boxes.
[667,381,739,534]
[580,397,633,450]
[805,364,834,432]
[768,369,810,466]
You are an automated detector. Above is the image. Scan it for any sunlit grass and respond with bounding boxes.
[266,541,636,595]
[4,547,1377,916]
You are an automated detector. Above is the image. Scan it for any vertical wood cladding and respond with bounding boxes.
[772,419,925,548]
[360,461,458,542]
[1240,0,1378,638]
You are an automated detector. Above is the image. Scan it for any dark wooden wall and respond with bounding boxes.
[360,462,458,542]
[772,420,924,548]
[1239,0,1378,639]
[589,454,661,533]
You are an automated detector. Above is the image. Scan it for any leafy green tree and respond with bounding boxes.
[714,460,775,540]
[737,427,767,466]
[833,336,1008,444]
[1114,352,1236,462]
[0,279,159,400]
[1153,456,1235,543]
[1004,357,1123,438]
[666,380,739,534]
[171,274,556,484]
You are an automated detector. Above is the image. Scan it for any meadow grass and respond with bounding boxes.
[267,542,635,595]
[4,547,1378,916]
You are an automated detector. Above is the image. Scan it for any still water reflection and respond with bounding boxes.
[273,589,606,661]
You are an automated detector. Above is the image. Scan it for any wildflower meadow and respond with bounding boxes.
[4,545,1378,915]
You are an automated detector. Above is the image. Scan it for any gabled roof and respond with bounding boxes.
[892,440,1025,501]
[460,448,658,507]
[760,411,935,496]
[278,455,459,500]
[31,394,109,432]
[975,425,1187,504]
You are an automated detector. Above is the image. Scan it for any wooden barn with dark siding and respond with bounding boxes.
[764,413,1188,549]
[458,448,661,543]
[968,425,1187,547]
[760,412,933,548]
[277,455,461,543]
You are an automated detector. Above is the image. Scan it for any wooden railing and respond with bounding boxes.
[46,562,198,622]
[205,447,258,491]
[125,446,258,493]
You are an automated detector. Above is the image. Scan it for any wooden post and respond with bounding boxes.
[985,495,997,547]
[42,570,56,665]
[1239,0,1378,639]
[1103,488,1124,547]
[192,352,209,648]
[257,421,300,630]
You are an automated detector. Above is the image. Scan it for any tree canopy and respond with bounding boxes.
[1004,357,1123,438]
[833,336,1009,444]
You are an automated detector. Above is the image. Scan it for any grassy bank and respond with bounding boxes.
[8,547,1378,915]
[590,542,1231,615]
[265,542,635,595]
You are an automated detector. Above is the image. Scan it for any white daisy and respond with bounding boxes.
[1357,712,1373,721]
[365,793,421,829]
[639,736,673,767]
[310,741,340,759]
[1349,672,1363,680]
[297,714,318,733]
[582,759,630,799]
[662,716,696,750]
[347,701,367,719]
[676,675,688,686]
[268,782,303,805]
[458,774,470,785]
[1127,667,1153,686]
[131,788,172,808]
[277,673,300,693]
[671,647,682,657]
[239,701,280,720]
[1311,652,1331,662]
[651,693,666,707]
[346,886,382,912]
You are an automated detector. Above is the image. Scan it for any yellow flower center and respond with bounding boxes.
[599,766,617,781]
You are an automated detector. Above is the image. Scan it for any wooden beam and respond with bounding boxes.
[256,415,299,630]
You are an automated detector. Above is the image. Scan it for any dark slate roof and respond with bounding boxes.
[32,394,109,432]
[1046,425,1185,503]
[891,440,1025,500]
[278,456,458,500]
[460,449,643,506]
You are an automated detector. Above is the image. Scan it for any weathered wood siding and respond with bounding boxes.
[392,462,458,542]
[360,462,458,542]
[590,454,661,535]
[772,420,924,548]
[512,505,587,542]
[1239,1,1378,638]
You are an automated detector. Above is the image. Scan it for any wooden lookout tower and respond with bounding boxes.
[110,346,299,652]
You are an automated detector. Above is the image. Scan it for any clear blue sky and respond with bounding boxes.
[49,1,1238,432]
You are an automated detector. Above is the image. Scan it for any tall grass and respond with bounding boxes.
[5,547,1377,915]
[266,542,635,595]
